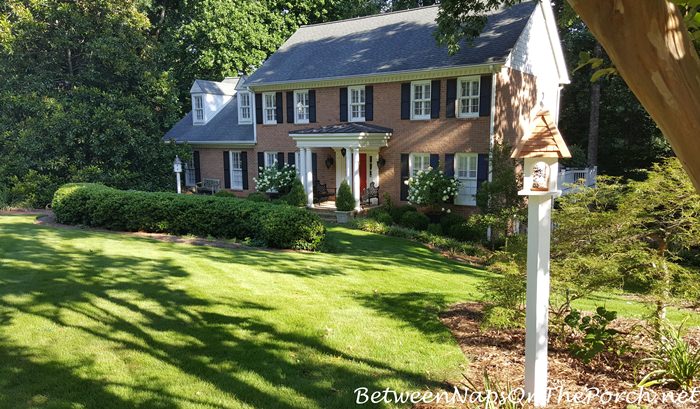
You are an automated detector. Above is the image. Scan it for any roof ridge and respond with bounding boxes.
[298,5,440,29]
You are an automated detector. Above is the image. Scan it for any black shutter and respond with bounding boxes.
[277,152,284,169]
[223,151,231,189]
[365,86,374,121]
[311,152,318,182]
[275,92,283,123]
[193,151,202,184]
[477,153,489,189]
[241,152,249,190]
[446,79,457,118]
[255,94,263,124]
[257,152,265,170]
[309,90,317,123]
[430,80,441,119]
[400,153,409,200]
[430,154,439,169]
[286,91,294,123]
[287,152,296,166]
[339,88,348,121]
[479,75,492,117]
[400,83,411,120]
[444,153,455,177]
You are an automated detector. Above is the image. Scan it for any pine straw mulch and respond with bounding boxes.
[416,302,700,409]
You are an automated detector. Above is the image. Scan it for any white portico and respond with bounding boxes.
[289,123,392,210]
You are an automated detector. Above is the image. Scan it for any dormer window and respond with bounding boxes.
[294,90,309,124]
[193,95,205,124]
[238,92,252,124]
[348,86,365,122]
[263,92,277,125]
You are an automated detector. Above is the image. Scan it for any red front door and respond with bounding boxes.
[359,153,367,194]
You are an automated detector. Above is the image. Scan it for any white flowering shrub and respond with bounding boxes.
[406,167,459,208]
[254,164,298,195]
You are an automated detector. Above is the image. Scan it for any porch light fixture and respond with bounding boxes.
[341,148,346,157]
[377,155,386,169]
[325,155,334,169]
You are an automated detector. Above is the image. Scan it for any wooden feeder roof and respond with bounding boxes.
[511,110,571,159]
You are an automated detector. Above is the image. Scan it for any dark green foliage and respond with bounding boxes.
[448,219,486,243]
[335,180,355,212]
[400,211,429,231]
[371,211,394,226]
[280,178,306,207]
[564,307,627,364]
[439,213,464,234]
[426,223,442,236]
[52,183,325,250]
[247,192,270,202]
[214,190,237,198]
[389,204,417,224]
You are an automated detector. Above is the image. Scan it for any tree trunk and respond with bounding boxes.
[569,0,700,192]
[587,43,602,167]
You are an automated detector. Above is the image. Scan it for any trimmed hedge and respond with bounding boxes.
[52,183,326,250]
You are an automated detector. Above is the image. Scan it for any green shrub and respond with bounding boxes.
[482,306,523,330]
[247,192,270,202]
[427,223,442,236]
[389,204,416,224]
[440,213,464,233]
[638,320,700,391]
[336,180,355,212]
[448,218,486,242]
[255,164,297,195]
[280,178,306,207]
[370,211,393,226]
[214,190,237,198]
[8,170,59,209]
[52,183,325,250]
[400,211,429,231]
[351,218,389,234]
[565,307,628,364]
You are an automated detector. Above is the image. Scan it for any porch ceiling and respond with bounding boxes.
[289,122,392,149]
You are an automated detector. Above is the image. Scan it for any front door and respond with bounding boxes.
[359,153,367,194]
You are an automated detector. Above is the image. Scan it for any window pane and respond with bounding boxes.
[471,81,479,96]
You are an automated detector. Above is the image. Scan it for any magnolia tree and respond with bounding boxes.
[254,164,297,195]
[406,168,459,211]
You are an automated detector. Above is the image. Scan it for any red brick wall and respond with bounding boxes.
[194,69,536,206]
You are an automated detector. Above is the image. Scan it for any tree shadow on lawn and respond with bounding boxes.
[0,218,444,409]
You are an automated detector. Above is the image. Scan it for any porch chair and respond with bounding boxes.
[361,182,380,205]
[196,178,221,195]
[313,180,335,203]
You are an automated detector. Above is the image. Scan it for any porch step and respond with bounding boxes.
[308,206,338,223]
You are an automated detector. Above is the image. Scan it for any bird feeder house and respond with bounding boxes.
[511,110,572,195]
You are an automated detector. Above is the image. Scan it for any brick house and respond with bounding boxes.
[163,1,569,211]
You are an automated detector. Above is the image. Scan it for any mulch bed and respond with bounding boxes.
[415,302,700,408]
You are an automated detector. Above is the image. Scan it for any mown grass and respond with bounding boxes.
[0,215,696,408]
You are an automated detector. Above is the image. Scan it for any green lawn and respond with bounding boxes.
[0,215,696,409]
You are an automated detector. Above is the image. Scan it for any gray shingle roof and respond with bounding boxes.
[163,96,254,144]
[246,2,536,86]
[290,123,393,135]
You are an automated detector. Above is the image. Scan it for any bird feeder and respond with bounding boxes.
[511,110,571,407]
[173,155,183,194]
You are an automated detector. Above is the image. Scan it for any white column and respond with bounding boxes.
[299,148,307,192]
[345,148,352,185]
[305,148,314,208]
[524,193,553,407]
[352,148,361,210]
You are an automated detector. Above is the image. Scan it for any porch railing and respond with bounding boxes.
[559,166,597,195]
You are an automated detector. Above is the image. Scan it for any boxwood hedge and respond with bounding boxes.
[52,183,326,250]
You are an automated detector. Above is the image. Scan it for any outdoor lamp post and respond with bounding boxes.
[511,111,571,407]
[173,155,183,194]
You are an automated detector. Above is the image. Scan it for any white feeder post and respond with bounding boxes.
[511,111,571,407]
[173,155,183,194]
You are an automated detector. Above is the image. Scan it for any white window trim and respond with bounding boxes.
[184,157,196,187]
[348,85,366,122]
[409,152,430,177]
[454,153,478,206]
[294,90,310,124]
[457,76,480,119]
[229,151,244,191]
[238,92,252,124]
[264,151,278,168]
[410,80,431,121]
[193,94,205,124]
[262,92,277,125]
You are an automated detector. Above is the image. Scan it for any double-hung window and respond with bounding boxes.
[457,77,480,118]
[238,92,252,124]
[264,151,278,169]
[193,95,205,123]
[411,81,431,120]
[229,151,243,190]
[454,153,478,205]
[294,90,309,124]
[184,157,196,187]
[409,153,431,177]
[348,86,365,122]
[263,92,277,124]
